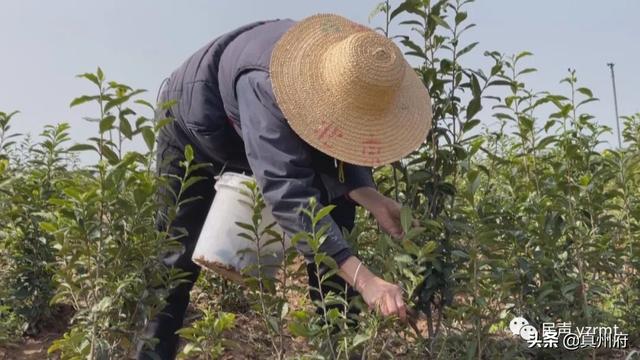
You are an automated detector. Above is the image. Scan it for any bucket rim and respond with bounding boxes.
[214,172,256,192]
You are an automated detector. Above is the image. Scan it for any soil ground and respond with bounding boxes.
[0,264,316,360]
[1,267,636,359]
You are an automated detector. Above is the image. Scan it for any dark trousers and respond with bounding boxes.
[137,118,358,360]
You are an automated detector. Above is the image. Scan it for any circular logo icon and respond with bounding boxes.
[519,325,538,341]
[509,316,529,336]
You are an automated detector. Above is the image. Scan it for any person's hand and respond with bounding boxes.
[357,274,407,321]
[370,196,403,238]
[339,257,407,321]
[347,187,403,238]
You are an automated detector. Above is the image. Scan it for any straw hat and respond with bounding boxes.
[270,13,432,167]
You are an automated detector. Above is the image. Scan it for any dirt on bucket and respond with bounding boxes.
[193,255,245,284]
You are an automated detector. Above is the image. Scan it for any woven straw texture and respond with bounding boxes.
[270,13,432,166]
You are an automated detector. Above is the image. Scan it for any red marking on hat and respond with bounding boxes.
[315,122,343,143]
[361,138,382,164]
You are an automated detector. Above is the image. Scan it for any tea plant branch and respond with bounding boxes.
[296,199,340,359]
[236,180,294,359]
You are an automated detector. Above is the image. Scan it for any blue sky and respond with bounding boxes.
[1,0,638,149]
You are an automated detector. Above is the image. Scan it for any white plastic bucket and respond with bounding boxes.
[191,172,290,283]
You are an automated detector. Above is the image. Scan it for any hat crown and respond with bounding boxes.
[323,31,406,112]
[270,14,432,166]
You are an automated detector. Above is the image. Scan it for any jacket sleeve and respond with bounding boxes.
[345,164,376,190]
[235,70,353,266]
[320,163,376,203]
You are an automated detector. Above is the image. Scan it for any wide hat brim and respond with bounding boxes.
[270,13,432,167]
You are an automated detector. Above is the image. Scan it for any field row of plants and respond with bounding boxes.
[1,0,638,359]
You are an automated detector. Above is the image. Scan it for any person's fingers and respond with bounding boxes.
[391,208,401,220]
[375,300,383,316]
[387,219,403,238]
[381,218,403,238]
[383,293,397,317]
[379,295,389,316]
[391,208,405,237]
[395,292,407,321]
[374,296,384,315]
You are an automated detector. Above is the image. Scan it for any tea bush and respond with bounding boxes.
[177,310,236,360]
[0,113,71,338]
[0,0,638,359]
[43,70,209,359]
[230,179,300,358]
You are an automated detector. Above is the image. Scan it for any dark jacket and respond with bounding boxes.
[162,19,375,265]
